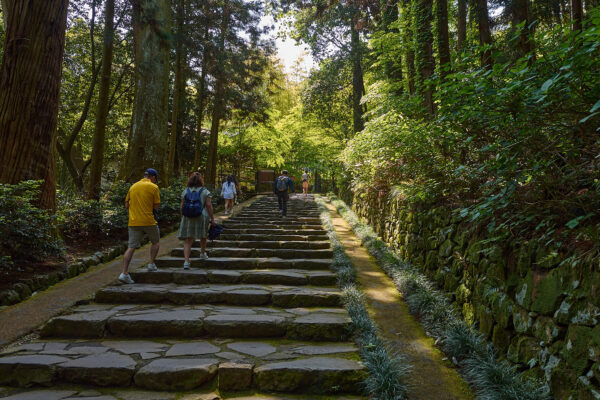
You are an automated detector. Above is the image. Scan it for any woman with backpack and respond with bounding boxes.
[301,169,310,198]
[221,175,237,215]
[178,172,216,269]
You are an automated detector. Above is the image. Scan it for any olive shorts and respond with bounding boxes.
[128,225,160,248]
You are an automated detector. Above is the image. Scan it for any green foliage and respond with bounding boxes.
[0,181,64,270]
[344,10,600,252]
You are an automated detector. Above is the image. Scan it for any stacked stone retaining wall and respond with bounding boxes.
[351,189,600,399]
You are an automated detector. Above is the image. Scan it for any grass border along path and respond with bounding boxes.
[315,195,410,399]
[327,194,550,400]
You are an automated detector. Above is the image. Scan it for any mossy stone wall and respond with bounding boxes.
[352,190,600,399]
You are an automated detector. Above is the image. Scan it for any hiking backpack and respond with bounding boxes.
[276,176,288,193]
[182,188,205,218]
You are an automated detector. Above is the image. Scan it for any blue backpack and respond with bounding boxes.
[182,188,205,218]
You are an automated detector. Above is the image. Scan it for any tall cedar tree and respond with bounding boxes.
[436,0,451,78]
[0,0,69,211]
[414,0,436,115]
[126,0,171,182]
[88,0,116,200]
[476,0,493,67]
[166,0,185,185]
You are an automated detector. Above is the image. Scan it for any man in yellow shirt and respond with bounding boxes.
[119,168,161,284]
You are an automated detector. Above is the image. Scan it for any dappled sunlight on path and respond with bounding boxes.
[324,200,474,400]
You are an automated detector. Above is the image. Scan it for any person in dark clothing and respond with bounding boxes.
[274,170,295,218]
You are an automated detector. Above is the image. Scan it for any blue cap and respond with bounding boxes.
[145,168,158,177]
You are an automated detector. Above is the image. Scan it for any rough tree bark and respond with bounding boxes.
[403,0,416,94]
[350,12,365,133]
[166,0,185,185]
[476,0,493,67]
[193,65,207,170]
[0,0,69,211]
[126,0,171,182]
[205,5,230,187]
[571,0,583,32]
[512,0,535,60]
[88,0,116,200]
[436,0,451,78]
[457,0,467,49]
[414,0,436,115]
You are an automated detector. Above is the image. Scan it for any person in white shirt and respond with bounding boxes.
[301,169,310,198]
[221,175,237,214]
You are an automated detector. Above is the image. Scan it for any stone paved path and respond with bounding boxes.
[0,196,366,399]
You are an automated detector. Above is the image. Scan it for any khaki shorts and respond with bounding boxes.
[128,225,160,248]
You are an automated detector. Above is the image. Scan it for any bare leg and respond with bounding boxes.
[183,238,194,262]
[150,242,160,264]
[200,238,207,255]
[122,247,136,274]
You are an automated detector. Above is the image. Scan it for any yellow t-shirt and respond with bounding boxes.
[126,178,160,226]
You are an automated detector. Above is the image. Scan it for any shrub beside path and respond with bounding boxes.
[0,196,262,347]
[322,198,474,400]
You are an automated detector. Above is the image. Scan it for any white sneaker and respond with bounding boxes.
[118,273,135,284]
[198,253,208,260]
[147,263,158,272]
[183,261,191,270]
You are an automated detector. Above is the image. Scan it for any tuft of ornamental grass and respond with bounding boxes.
[327,194,550,400]
[316,196,410,400]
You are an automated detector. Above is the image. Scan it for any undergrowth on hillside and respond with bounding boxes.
[315,196,410,399]
[328,194,550,400]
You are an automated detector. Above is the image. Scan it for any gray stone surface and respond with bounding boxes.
[204,315,286,337]
[165,342,220,356]
[41,311,116,338]
[58,353,136,386]
[290,344,358,355]
[101,340,168,355]
[1,390,78,400]
[288,314,351,341]
[218,362,253,391]
[107,309,205,337]
[134,358,218,390]
[254,357,367,394]
[226,342,276,357]
[0,355,68,386]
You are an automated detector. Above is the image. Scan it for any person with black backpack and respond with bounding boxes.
[274,170,295,218]
[178,172,216,269]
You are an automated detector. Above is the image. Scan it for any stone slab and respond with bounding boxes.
[134,358,218,390]
[107,309,205,338]
[58,353,136,386]
[41,311,117,338]
[218,362,253,391]
[204,314,286,338]
[0,355,68,386]
[166,342,220,356]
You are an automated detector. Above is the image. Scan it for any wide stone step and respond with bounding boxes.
[172,248,333,260]
[228,217,322,223]
[0,339,364,393]
[207,240,331,250]
[40,305,352,341]
[222,228,326,236]
[219,234,329,242]
[130,268,337,286]
[223,224,325,231]
[95,284,341,307]
[156,257,332,271]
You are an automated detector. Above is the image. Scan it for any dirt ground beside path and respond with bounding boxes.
[0,196,263,347]
[324,200,474,400]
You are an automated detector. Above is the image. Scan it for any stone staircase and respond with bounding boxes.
[0,195,367,398]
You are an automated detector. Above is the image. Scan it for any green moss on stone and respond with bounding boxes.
[560,324,593,375]
[512,305,533,334]
[531,269,563,315]
[492,324,512,353]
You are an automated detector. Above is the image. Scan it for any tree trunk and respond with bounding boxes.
[414,0,436,115]
[166,0,185,185]
[126,0,171,182]
[193,65,207,170]
[571,0,583,32]
[514,0,535,61]
[205,5,230,187]
[436,0,451,78]
[88,0,115,200]
[457,0,467,49]
[381,0,403,93]
[476,0,493,67]
[0,0,69,211]
[403,0,416,94]
[350,15,365,133]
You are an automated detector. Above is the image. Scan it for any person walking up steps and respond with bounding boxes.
[221,175,237,215]
[274,170,294,218]
[120,168,161,284]
[302,169,310,199]
[179,172,217,269]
